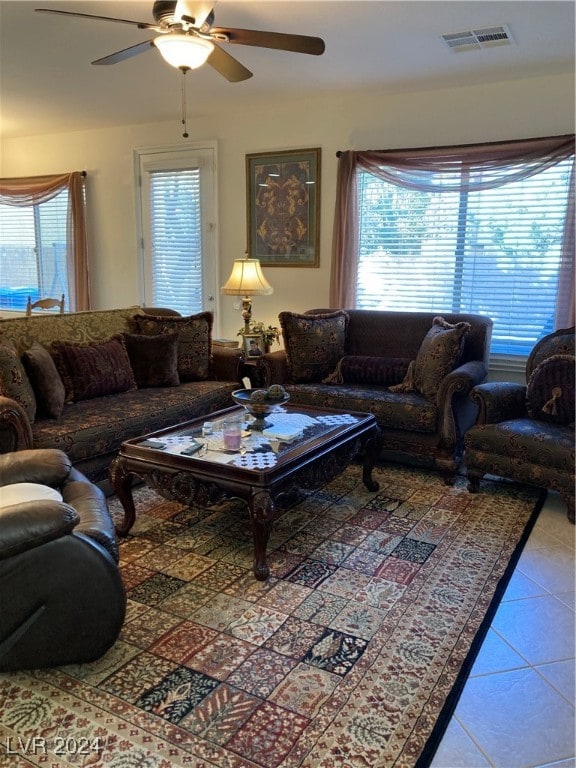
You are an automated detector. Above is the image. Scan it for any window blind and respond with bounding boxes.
[356,157,574,355]
[0,190,69,311]
[148,168,203,314]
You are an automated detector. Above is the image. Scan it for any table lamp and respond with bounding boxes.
[221,256,273,332]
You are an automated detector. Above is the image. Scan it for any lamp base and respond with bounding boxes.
[241,297,253,333]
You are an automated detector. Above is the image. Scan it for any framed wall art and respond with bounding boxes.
[246,147,321,267]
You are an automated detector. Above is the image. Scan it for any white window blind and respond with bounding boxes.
[356,158,574,356]
[0,191,69,311]
[136,144,217,319]
[148,168,202,312]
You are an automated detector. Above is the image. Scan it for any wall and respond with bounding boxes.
[1,72,574,348]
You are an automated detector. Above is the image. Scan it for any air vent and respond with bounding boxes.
[441,25,514,52]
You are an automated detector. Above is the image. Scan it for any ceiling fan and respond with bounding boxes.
[35,1,326,82]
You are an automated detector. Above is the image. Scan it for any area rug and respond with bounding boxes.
[0,463,543,768]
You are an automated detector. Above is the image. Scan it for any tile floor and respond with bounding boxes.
[431,491,575,768]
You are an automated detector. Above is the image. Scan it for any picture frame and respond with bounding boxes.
[246,148,321,267]
[243,334,265,358]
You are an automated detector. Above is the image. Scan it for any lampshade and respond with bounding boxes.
[221,259,273,297]
[154,34,214,70]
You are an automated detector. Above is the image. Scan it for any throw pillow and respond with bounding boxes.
[323,355,411,386]
[22,341,66,419]
[0,341,36,423]
[526,354,575,425]
[390,316,471,402]
[52,337,136,402]
[122,332,180,388]
[131,312,213,381]
[279,310,349,384]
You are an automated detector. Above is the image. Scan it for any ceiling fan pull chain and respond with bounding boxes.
[181,67,189,138]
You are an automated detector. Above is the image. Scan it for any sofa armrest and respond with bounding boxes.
[0,501,79,559]
[470,382,528,424]
[437,360,487,403]
[0,448,72,487]
[256,350,290,387]
[435,361,488,450]
[0,396,34,452]
[211,347,244,382]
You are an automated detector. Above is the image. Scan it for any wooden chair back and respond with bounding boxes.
[26,294,65,316]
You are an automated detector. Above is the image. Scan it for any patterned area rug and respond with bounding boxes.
[0,463,543,768]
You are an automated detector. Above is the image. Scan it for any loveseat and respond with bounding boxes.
[0,307,243,484]
[255,309,493,481]
[0,449,125,670]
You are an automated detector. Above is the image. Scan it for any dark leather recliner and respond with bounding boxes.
[0,449,126,671]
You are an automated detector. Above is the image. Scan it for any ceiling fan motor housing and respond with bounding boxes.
[153,1,183,26]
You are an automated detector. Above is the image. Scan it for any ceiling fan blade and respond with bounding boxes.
[35,8,156,29]
[211,27,325,55]
[207,44,252,82]
[92,40,156,66]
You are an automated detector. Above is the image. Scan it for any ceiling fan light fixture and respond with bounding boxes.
[154,33,214,70]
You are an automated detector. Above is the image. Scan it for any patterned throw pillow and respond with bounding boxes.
[52,337,136,402]
[131,312,213,381]
[22,341,66,419]
[526,354,575,425]
[0,341,36,423]
[279,310,349,384]
[390,316,471,403]
[122,332,180,388]
[323,355,411,386]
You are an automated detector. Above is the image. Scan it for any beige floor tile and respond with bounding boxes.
[470,629,526,677]
[502,569,550,602]
[433,491,575,768]
[535,659,576,705]
[430,718,491,767]
[526,523,575,552]
[555,591,576,610]
[529,496,575,551]
[491,594,575,665]
[453,667,575,767]
[516,546,576,595]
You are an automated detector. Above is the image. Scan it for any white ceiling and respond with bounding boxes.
[1,0,574,139]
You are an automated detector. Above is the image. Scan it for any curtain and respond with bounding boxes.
[0,171,90,311]
[331,135,576,327]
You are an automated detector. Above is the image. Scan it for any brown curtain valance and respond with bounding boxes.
[331,135,575,327]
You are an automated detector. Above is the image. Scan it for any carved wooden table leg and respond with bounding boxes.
[249,489,275,581]
[109,457,136,537]
[362,428,381,492]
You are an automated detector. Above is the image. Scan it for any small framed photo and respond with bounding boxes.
[246,147,321,267]
[244,334,265,358]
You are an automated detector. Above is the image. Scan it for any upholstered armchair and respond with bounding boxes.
[465,327,575,523]
[0,449,126,670]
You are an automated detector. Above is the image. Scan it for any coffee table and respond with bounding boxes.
[110,403,381,580]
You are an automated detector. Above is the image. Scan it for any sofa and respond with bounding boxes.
[0,448,125,670]
[0,307,243,484]
[255,309,493,481]
[465,326,575,522]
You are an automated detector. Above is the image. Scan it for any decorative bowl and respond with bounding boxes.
[231,389,290,431]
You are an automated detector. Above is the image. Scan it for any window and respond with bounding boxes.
[356,159,574,355]
[0,191,69,311]
[332,137,575,361]
[0,171,88,312]
[135,145,217,317]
